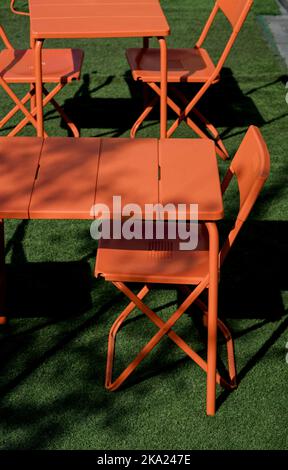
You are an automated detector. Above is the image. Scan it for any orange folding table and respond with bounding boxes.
[28,0,170,138]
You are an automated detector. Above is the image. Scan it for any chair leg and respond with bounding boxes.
[43,86,80,137]
[170,86,229,160]
[164,88,228,160]
[107,277,209,392]
[134,81,228,160]
[106,279,236,416]
[192,107,229,159]
[118,283,210,374]
[143,83,151,109]
[206,222,219,416]
[207,305,217,416]
[195,298,237,388]
[0,90,33,129]
[182,115,228,160]
[0,76,39,134]
[3,83,79,138]
[130,95,159,138]
[179,286,236,390]
[8,83,65,137]
[215,317,237,387]
[106,285,150,390]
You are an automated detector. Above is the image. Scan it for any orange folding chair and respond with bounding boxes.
[95,126,270,415]
[126,0,253,159]
[0,23,84,137]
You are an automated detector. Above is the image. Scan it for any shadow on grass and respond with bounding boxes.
[0,69,287,440]
[58,68,288,140]
[1,69,286,144]
[5,260,93,319]
[0,216,287,448]
[60,71,142,137]
[1,220,286,404]
[88,220,288,406]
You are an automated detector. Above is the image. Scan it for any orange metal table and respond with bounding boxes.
[0,137,223,220]
[28,0,170,138]
[0,136,222,409]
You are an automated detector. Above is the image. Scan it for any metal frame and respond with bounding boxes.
[0,28,80,137]
[128,0,253,159]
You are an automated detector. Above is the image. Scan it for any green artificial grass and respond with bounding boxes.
[0,0,288,450]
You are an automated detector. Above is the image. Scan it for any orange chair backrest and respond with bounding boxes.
[220,126,270,264]
[196,0,253,78]
[231,126,270,223]
[218,0,253,29]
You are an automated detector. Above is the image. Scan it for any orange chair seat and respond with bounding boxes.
[126,47,219,83]
[96,224,210,284]
[0,48,84,83]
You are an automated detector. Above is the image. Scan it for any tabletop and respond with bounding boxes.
[29,0,170,39]
[0,136,223,221]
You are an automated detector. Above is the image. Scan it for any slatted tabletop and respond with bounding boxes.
[0,137,224,221]
[29,0,170,39]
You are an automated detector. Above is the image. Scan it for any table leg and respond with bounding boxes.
[206,222,219,416]
[34,39,44,137]
[0,219,6,325]
[158,36,167,139]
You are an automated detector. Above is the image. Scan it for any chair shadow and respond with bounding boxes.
[197,71,288,140]
[60,71,143,137]
[1,68,286,142]
[58,68,288,139]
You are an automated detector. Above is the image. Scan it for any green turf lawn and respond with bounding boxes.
[0,0,288,450]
